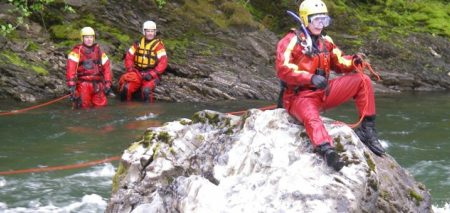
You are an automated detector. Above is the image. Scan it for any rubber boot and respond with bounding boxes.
[315,142,344,172]
[355,116,385,156]
[120,83,128,102]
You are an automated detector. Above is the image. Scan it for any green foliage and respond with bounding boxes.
[244,0,449,38]
[0,0,75,36]
[155,0,167,9]
[335,0,450,37]
[177,0,259,31]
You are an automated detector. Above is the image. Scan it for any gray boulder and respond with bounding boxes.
[106,109,431,213]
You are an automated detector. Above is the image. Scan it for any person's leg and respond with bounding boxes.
[79,81,92,108]
[323,73,384,156]
[141,80,156,102]
[92,83,107,107]
[289,93,344,171]
[290,94,333,147]
[323,73,375,117]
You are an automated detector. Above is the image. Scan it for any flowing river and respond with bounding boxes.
[0,92,449,212]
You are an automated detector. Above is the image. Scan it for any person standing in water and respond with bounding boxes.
[66,27,112,109]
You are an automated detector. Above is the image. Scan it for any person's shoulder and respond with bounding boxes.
[322,34,334,44]
[70,44,83,52]
[278,29,299,45]
[155,39,165,48]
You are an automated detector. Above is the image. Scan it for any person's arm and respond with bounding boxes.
[326,35,356,74]
[99,47,112,87]
[124,43,137,73]
[66,46,80,87]
[275,32,313,87]
[151,41,168,79]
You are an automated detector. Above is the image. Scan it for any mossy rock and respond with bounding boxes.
[112,161,127,193]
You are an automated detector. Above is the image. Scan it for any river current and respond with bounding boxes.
[0,92,449,212]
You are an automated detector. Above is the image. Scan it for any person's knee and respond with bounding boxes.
[120,83,129,101]
[142,87,151,101]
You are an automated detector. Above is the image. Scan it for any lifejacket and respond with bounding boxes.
[133,37,160,70]
[278,31,332,107]
[77,44,103,81]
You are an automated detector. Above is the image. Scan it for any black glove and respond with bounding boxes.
[69,86,76,95]
[311,74,327,89]
[143,73,152,81]
[104,86,111,95]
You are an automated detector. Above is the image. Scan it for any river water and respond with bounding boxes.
[0,92,449,212]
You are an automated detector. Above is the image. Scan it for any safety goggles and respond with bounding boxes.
[309,14,331,27]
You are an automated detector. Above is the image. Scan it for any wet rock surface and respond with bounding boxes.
[107,109,431,212]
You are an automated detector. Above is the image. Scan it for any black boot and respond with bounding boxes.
[316,143,344,172]
[355,116,385,156]
[120,84,128,102]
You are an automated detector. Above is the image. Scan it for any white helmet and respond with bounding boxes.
[142,21,157,35]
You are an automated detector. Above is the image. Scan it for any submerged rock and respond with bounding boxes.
[106,109,431,213]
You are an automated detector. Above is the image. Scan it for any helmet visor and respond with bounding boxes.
[309,14,331,27]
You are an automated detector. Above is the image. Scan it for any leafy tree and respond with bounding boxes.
[1,0,75,36]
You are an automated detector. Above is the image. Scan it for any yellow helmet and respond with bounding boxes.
[299,0,328,26]
[80,27,95,41]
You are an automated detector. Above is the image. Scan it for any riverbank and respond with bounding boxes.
[0,0,449,102]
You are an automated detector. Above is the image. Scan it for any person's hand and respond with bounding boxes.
[311,75,327,89]
[69,86,76,95]
[104,86,111,95]
[143,73,152,81]
[353,53,365,65]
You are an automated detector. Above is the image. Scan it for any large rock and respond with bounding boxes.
[106,109,431,212]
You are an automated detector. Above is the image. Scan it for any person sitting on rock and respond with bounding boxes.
[275,0,385,171]
[66,27,112,109]
[119,20,168,102]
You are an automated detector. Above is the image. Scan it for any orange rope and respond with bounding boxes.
[335,61,381,128]
[0,156,120,176]
[0,104,277,176]
[0,94,71,116]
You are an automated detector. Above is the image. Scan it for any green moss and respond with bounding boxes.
[127,141,142,152]
[195,134,205,142]
[50,24,79,40]
[144,130,155,143]
[26,41,40,51]
[409,189,424,205]
[364,152,376,173]
[334,139,345,153]
[169,146,176,155]
[157,131,171,144]
[152,142,161,159]
[31,65,48,75]
[179,119,192,125]
[381,190,391,200]
[225,127,234,135]
[368,178,378,190]
[1,51,48,75]
[192,112,207,124]
[112,161,127,193]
